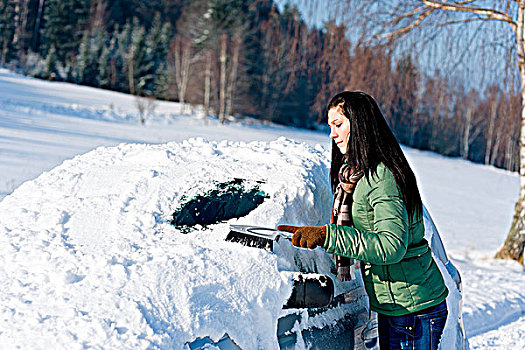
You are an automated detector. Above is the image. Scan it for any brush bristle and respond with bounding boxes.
[225,230,273,251]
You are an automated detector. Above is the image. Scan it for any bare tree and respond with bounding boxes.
[256,6,309,124]
[225,32,241,121]
[135,95,157,125]
[173,36,192,113]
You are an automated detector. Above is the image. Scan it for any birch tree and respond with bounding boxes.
[357,0,525,263]
[173,36,192,111]
[485,87,500,165]
[225,32,241,120]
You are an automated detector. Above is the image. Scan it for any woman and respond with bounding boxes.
[277,91,449,350]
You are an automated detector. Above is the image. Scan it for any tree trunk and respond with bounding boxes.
[1,40,7,67]
[204,51,211,124]
[32,0,45,52]
[429,88,445,150]
[408,92,423,147]
[14,0,30,53]
[496,0,525,263]
[21,0,30,52]
[174,38,191,113]
[505,126,515,171]
[496,199,525,263]
[260,28,273,117]
[128,51,135,95]
[505,117,518,171]
[490,124,502,166]
[180,43,190,111]
[225,33,240,120]
[92,0,107,30]
[485,100,497,164]
[462,103,472,159]
[219,33,227,124]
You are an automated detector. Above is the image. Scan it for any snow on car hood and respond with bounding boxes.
[0,137,341,349]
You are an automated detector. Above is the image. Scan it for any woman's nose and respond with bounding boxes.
[329,128,337,139]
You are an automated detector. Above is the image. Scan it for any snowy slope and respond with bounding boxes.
[1,69,524,349]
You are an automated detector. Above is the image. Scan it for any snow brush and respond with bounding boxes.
[226,225,293,251]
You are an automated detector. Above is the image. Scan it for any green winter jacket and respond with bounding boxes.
[323,163,448,316]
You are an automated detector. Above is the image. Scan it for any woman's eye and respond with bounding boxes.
[336,124,342,128]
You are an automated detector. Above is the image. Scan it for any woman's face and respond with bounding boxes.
[328,106,350,154]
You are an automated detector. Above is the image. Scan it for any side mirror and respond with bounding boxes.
[283,273,334,309]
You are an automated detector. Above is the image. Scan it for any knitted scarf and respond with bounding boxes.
[331,162,364,281]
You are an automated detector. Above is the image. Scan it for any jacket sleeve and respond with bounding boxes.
[322,167,409,265]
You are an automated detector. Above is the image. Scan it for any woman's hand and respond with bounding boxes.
[277,225,327,249]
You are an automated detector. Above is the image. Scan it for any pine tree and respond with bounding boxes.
[146,13,165,63]
[147,14,171,98]
[121,18,154,95]
[76,28,106,85]
[77,31,92,83]
[153,59,169,99]
[116,21,132,91]
[98,43,111,88]
[144,13,170,96]
[40,0,91,65]
[103,26,123,90]
[0,0,16,66]
[43,44,58,80]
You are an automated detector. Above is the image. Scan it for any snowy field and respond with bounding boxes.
[0,69,524,348]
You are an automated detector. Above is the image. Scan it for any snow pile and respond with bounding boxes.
[0,138,343,349]
[457,256,525,338]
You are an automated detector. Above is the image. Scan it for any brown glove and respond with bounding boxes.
[277,225,327,249]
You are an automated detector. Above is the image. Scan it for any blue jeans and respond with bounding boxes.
[377,300,447,350]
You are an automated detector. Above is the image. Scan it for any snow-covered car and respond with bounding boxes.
[0,138,465,349]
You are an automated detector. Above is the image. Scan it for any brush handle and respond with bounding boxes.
[277,230,293,240]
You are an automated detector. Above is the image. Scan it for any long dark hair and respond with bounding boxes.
[328,91,422,222]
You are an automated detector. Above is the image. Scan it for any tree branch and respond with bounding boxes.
[374,7,435,39]
[430,16,502,27]
[373,0,517,41]
[422,0,517,33]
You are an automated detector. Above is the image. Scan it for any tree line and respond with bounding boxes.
[0,0,519,172]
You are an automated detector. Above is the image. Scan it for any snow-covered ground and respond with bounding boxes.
[1,69,524,349]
